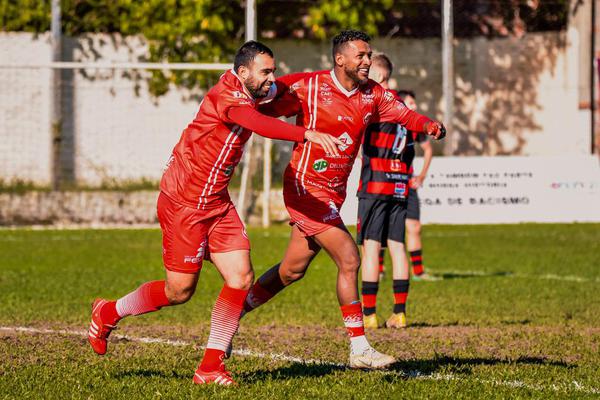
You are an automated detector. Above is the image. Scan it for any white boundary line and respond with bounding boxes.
[1,325,598,395]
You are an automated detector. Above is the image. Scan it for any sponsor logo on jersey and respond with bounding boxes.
[313,159,329,173]
[320,83,332,97]
[390,159,405,172]
[385,173,410,181]
[361,91,375,104]
[394,182,407,197]
[290,82,301,93]
[232,90,247,99]
[337,132,354,151]
[337,115,354,122]
[329,162,353,171]
[384,91,395,101]
[184,241,206,264]
[322,200,340,222]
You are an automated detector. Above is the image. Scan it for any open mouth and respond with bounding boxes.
[261,83,272,92]
[358,67,369,78]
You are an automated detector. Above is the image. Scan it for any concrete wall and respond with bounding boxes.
[0,30,592,186]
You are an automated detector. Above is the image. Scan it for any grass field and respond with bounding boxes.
[1,223,599,399]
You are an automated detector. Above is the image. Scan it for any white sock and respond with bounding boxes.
[350,335,371,354]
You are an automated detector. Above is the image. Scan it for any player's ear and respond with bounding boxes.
[334,52,345,67]
[237,65,250,80]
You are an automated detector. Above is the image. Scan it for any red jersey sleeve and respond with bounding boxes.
[273,72,310,96]
[227,107,305,142]
[373,86,431,132]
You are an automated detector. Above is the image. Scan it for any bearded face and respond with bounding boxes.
[240,53,276,99]
[244,74,273,98]
[340,40,372,86]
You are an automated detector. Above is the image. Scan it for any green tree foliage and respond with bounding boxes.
[305,0,393,39]
[1,0,570,96]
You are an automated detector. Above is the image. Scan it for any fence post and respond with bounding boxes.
[50,0,62,189]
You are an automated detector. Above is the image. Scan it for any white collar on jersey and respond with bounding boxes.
[330,69,359,98]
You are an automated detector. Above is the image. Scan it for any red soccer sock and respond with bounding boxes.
[200,284,248,372]
[392,279,409,314]
[410,249,424,275]
[340,302,370,354]
[243,281,276,312]
[115,280,170,320]
[361,281,379,316]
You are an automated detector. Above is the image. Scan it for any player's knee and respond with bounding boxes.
[339,254,360,276]
[407,219,421,235]
[281,269,305,285]
[226,269,254,291]
[165,284,195,305]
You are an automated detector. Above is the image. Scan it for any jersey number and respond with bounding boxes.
[392,125,408,154]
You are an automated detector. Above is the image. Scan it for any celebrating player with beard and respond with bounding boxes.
[87,40,341,386]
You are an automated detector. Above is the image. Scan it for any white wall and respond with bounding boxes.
[0,31,592,186]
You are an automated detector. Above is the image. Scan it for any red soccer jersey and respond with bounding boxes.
[264,70,431,211]
[160,70,296,210]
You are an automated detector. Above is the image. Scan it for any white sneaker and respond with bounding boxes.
[349,347,395,369]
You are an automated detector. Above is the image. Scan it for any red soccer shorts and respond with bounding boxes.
[157,192,250,274]
[283,189,345,237]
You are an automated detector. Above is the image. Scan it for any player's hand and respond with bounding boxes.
[304,130,344,156]
[424,121,446,140]
[411,175,425,189]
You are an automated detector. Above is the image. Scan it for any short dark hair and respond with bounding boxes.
[372,53,393,76]
[397,90,416,100]
[234,41,274,72]
[332,30,371,58]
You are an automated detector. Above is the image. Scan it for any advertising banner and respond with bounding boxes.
[341,156,600,224]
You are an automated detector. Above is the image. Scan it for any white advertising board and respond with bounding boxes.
[340,156,600,224]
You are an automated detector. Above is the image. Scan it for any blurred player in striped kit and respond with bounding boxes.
[358,54,438,331]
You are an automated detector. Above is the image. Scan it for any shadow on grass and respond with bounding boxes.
[433,271,514,280]
[408,321,470,328]
[409,318,531,328]
[238,355,574,383]
[112,368,189,379]
[389,355,573,377]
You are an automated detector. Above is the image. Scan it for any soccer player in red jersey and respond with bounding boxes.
[87,41,341,386]
[241,30,446,369]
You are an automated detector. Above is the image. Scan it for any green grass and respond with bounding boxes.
[1,224,599,399]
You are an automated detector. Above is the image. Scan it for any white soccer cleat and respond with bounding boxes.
[349,347,396,369]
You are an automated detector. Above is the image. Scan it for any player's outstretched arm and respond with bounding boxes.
[227,107,342,155]
[374,86,446,140]
[228,106,305,141]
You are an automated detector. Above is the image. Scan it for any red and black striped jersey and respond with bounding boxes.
[357,92,428,201]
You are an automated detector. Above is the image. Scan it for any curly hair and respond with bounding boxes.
[332,30,371,58]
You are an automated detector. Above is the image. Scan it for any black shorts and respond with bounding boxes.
[356,198,407,245]
[407,188,420,221]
